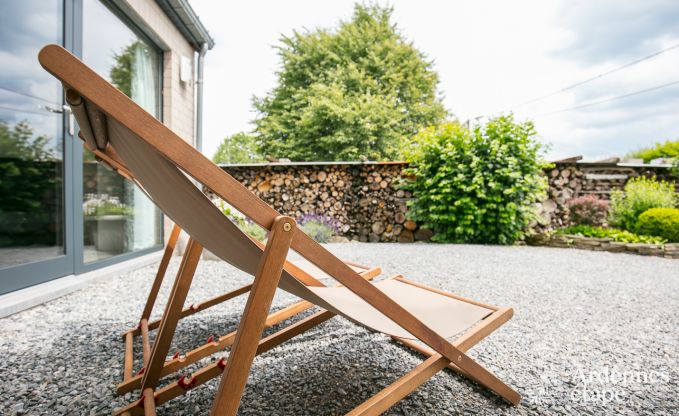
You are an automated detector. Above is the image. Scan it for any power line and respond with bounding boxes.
[509,42,679,110]
[0,85,61,106]
[0,104,58,116]
[535,79,679,117]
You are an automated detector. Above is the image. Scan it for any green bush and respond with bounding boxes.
[636,207,679,242]
[402,116,549,244]
[627,140,679,179]
[555,225,666,244]
[216,201,268,241]
[608,177,676,231]
[627,139,679,162]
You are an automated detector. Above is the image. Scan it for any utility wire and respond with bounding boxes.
[0,85,61,106]
[0,104,58,116]
[510,42,679,110]
[535,79,679,117]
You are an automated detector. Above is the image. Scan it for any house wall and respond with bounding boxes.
[123,0,196,145]
[119,0,198,240]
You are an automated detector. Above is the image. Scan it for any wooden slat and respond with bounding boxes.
[349,307,519,415]
[140,319,150,366]
[117,298,314,394]
[142,388,156,416]
[124,332,134,381]
[140,224,182,321]
[141,239,203,390]
[125,283,252,339]
[118,266,380,394]
[64,87,96,150]
[115,310,334,416]
[346,355,449,416]
[210,216,295,416]
[84,101,108,149]
[393,276,499,311]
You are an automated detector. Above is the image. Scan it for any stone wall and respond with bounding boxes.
[214,161,676,241]
[539,162,677,230]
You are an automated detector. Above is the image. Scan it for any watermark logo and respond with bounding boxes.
[525,366,670,408]
[570,366,669,406]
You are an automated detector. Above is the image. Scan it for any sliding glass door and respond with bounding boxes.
[78,0,162,268]
[0,0,164,294]
[0,0,74,294]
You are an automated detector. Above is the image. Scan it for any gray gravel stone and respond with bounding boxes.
[0,244,677,415]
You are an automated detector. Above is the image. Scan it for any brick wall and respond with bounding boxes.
[125,0,196,145]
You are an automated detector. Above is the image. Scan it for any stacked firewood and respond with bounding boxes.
[535,163,676,231]
[207,163,433,242]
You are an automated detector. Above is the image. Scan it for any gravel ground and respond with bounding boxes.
[1,243,677,415]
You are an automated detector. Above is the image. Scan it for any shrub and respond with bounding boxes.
[298,214,339,243]
[555,225,666,244]
[212,132,264,164]
[567,195,609,226]
[402,116,549,244]
[608,177,676,231]
[636,207,679,242]
[216,200,268,241]
[627,139,679,162]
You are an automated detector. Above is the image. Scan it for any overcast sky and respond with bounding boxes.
[191,0,679,161]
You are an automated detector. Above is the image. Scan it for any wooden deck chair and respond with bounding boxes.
[116,221,381,398]
[39,44,521,416]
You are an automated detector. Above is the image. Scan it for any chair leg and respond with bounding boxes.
[210,216,295,416]
[140,238,203,390]
[140,223,182,321]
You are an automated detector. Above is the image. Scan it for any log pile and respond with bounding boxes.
[536,163,677,231]
[210,163,432,242]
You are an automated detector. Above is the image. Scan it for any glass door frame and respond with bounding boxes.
[71,0,164,274]
[0,0,164,294]
[0,0,76,295]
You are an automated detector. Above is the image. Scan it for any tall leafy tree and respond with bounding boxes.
[212,132,264,164]
[254,4,446,161]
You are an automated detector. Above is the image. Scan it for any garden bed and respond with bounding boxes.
[527,233,679,258]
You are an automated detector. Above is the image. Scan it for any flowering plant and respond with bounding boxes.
[83,194,131,217]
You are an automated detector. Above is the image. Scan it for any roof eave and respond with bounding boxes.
[155,0,215,50]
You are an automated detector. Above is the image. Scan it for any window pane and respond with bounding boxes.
[0,1,64,269]
[82,0,161,263]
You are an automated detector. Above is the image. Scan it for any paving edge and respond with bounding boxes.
[527,233,679,259]
[0,251,163,319]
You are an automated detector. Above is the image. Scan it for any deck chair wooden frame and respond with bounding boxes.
[117,223,381,397]
[39,44,521,416]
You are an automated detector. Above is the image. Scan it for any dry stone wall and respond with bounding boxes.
[538,163,677,230]
[212,161,676,242]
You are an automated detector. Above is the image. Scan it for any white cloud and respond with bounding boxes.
[190,0,679,161]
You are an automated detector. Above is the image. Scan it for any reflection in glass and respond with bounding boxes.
[0,1,64,268]
[82,1,161,263]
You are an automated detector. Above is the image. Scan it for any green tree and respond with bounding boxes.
[0,121,54,161]
[402,116,549,244]
[0,121,59,246]
[254,3,446,161]
[110,41,138,96]
[212,132,264,164]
